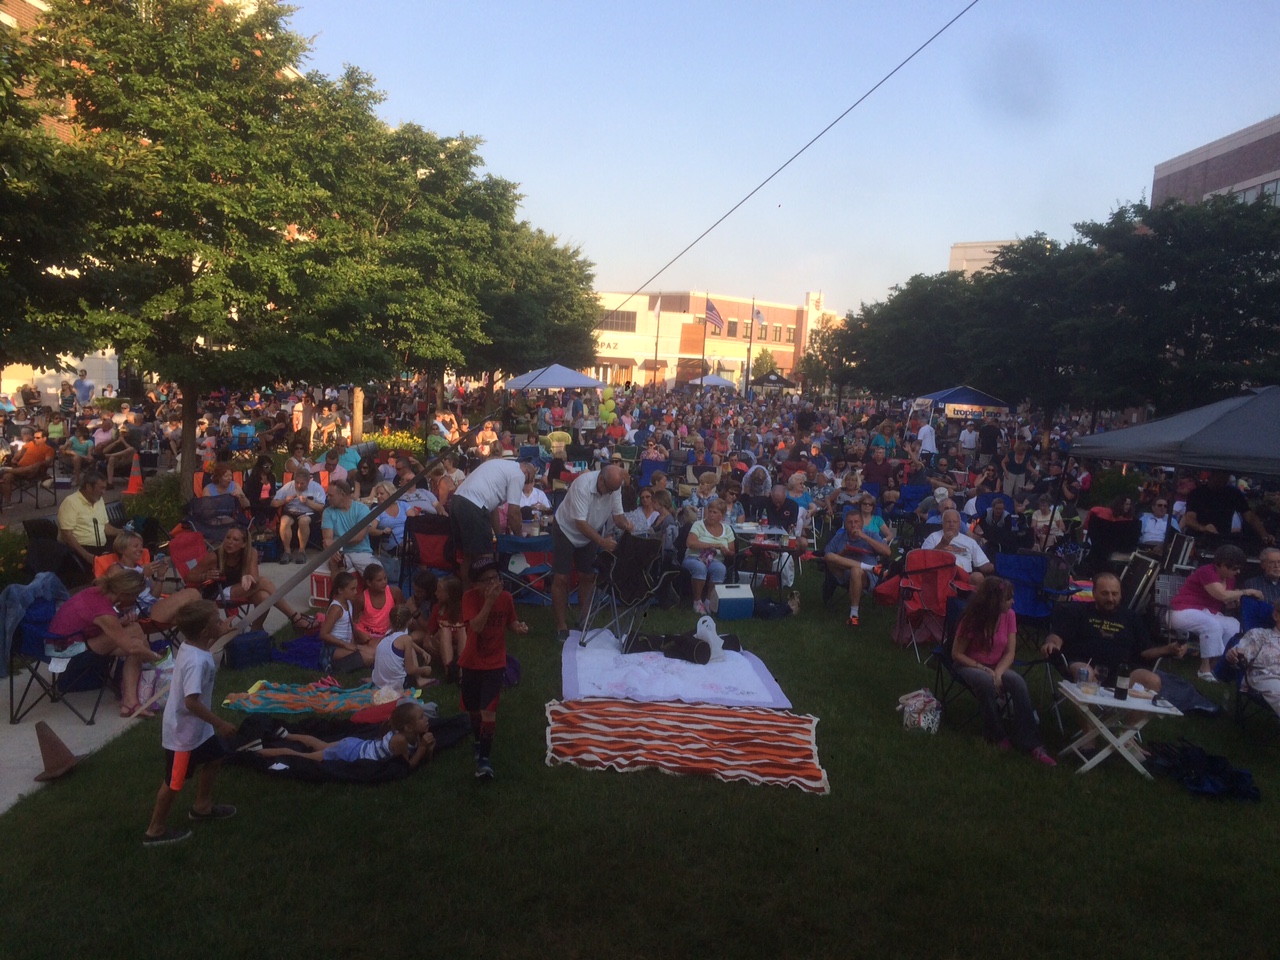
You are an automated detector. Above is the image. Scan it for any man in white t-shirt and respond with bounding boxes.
[271,468,327,563]
[450,457,537,581]
[958,421,979,468]
[917,419,937,467]
[551,465,632,641]
[921,509,994,587]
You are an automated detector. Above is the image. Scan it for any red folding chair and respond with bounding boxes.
[894,548,971,661]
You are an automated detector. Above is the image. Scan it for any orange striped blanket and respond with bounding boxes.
[546,698,829,794]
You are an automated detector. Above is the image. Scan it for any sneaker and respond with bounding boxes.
[475,757,495,780]
[1196,671,1220,683]
[40,478,55,491]
[693,600,707,615]
[555,628,570,642]
[294,551,307,564]
[1030,747,1058,767]
[846,614,860,628]
[143,827,192,846]
[188,804,237,821]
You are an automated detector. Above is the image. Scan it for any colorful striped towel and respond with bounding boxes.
[545,698,829,794]
[223,680,416,715]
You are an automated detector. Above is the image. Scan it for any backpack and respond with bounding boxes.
[1147,738,1260,801]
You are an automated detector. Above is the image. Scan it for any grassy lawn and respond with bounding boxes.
[2,570,1277,960]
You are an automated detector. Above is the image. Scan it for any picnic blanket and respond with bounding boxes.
[545,698,829,794]
[223,680,417,715]
[564,631,791,709]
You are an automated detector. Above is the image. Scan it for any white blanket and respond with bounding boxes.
[562,628,791,709]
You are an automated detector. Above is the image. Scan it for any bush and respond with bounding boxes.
[1087,467,1142,510]
[371,431,428,459]
[0,528,28,590]
[122,471,185,531]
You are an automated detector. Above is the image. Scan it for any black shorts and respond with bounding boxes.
[552,522,598,576]
[459,667,505,713]
[163,734,230,791]
[449,495,494,557]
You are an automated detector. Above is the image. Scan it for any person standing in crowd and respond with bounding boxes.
[550,464,631,641]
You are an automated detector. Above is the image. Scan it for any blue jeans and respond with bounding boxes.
[682,555,726,584]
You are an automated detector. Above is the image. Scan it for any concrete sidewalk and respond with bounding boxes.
[0,556,318,815]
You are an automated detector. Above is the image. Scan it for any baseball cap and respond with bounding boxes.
[933,486,948,500]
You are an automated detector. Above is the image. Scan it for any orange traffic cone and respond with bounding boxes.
[126,453,144,495]
[34,721,86,782]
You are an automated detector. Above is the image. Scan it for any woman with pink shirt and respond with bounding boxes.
[951,577,1055,766]
[1170,544,1265,681]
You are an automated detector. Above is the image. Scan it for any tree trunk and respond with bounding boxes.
[351,386,364,443]
[179,375,199,501]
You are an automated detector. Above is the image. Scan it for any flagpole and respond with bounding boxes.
[745,298,756,395]
[651,294,661,390]
[699,291,709,387]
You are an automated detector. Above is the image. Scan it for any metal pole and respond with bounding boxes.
[699,295,709,385]
[745,298,756,395]
[652,295,661,388]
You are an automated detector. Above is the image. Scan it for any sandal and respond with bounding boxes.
[291,612,319,631]
[120,704,155,719]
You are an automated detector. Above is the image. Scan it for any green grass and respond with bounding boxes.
[2,571,1278,960]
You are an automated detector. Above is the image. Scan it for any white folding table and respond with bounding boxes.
[1057,680,1182,779]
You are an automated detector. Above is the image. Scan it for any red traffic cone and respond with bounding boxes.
[34,721,87,782]
[126,452,144,495]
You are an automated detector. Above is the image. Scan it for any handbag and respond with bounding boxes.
[897,688,942,733]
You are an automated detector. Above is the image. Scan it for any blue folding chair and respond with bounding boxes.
[638,459,670,488]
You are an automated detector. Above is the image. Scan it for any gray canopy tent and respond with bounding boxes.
[1069,386,1280,477]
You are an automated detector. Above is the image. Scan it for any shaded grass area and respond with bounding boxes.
[2,572,1278,960]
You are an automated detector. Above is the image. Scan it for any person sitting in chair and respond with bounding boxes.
[271,467,326,564]
[1243,548,1280,604]
[1225,600,1280,720]
[1039,572,1169,692]
[922,509,994,587]
[823,508,890,628]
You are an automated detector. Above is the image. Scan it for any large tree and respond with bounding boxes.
[0,26,109,370]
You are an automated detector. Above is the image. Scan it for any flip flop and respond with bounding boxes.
[291,613,319,631]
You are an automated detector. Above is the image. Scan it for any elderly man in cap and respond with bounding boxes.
[450,455,540,583]
[551,464,633,641]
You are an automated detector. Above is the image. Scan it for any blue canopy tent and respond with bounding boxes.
[916,386,1011,420]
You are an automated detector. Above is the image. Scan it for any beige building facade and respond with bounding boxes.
[593,290,835,388]
[947,240,1013,276]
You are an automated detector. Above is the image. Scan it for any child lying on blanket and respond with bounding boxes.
[370,604,436,691]
[259,702,434,767]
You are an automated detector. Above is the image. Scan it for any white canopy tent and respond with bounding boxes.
[688,374,737,389]
[503,364,605,391]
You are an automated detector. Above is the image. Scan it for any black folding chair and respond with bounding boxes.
[9,597,116,725]
[578,532,676,648]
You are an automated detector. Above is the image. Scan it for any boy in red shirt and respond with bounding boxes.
[460,557,528,779]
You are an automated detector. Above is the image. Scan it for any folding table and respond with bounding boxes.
[1057,680,1182,779]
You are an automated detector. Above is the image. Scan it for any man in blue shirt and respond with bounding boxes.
[824,509,890,628]
[322,479,377,574]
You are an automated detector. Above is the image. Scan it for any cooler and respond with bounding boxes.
[709,583,754,620]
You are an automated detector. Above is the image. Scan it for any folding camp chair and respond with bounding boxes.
[578,532,676,648]
[184,494,249,545]
[930,595,1002,730]
[23,517,91,587]
[889,483,930,521]
[1161,531,1196,573]
[637,459,670,489]
[496,532,555,605]
[1082,518,1140,577]
[1216,597,1280,736]
[1118,552,1160,615]
[894,548,970,661]
[399,514,458,589]
[9,598,116,725]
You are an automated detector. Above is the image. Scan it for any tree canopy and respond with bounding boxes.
[836,197,1280,414]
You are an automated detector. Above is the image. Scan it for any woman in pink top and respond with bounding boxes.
[354,563,404,641]
[1170,544,1265,681]
[951,577,1055,766]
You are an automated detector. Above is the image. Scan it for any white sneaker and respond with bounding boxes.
[693,600,706,615]
[1196,671,1220,683]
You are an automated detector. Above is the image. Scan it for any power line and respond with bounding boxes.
[601,0,983,323]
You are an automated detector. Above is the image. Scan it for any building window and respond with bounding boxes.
[757,324,767,341]
[726,319,738,338]
[599,310,637,332]
[785,327,795,344]
[708,320,720,336]
[772,324,782,342]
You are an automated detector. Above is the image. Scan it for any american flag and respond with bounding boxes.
[704,298,724,332]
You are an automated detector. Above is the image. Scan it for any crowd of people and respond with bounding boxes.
[18,372,1280,833]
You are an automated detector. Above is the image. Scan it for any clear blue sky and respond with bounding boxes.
[287,0,1280,317]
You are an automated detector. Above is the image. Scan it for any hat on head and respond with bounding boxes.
[468,556,498,581]
[934,486,949,500]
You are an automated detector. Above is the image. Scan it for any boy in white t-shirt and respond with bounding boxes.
[143,601,238,846]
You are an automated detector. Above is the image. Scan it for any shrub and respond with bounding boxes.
[1087,467,1142,510]
[0,528,28,590]
[371,431,428,459]
[122,471,185,531]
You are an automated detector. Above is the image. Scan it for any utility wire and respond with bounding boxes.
[601,0,982,322]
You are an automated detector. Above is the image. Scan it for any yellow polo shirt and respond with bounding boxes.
[57,490,110,548]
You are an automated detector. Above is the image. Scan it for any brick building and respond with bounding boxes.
[1152,113,1280,206]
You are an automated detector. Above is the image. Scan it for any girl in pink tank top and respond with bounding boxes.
[354,564,403,640]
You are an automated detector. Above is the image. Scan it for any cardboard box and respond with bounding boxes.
[709,583,754,620]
